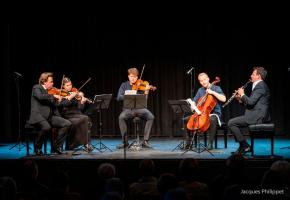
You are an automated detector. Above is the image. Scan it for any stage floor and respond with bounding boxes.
[1,136,289,160]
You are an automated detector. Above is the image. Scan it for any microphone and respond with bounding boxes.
[186,67,195,75]
[13,71,23,78]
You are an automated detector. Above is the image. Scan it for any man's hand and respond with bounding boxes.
[237,87,244,96]
[206,88,214,95]
[53,95,63,102]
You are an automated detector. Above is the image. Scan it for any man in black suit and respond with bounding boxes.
[28,72,71,155]
[228,66,270,154]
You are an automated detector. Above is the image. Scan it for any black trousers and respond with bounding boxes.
[119,108,154,141]
[228,115,249,143]
[35,116,71,150]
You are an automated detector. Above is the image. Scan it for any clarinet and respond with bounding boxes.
[222,79,251,108]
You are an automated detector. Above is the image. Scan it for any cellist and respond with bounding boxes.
[185,72,226,150]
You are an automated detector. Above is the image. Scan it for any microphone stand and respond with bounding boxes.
[9,73,27,151]
[188,67,195,99]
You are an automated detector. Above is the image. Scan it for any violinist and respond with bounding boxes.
[57,77,93,152]
[27,72,72,155]
[116,67,155,149]
[185,72,226,150]
[228,67,270,155]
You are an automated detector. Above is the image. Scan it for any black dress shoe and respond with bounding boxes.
[36,149,43,156]
[207,143,213,150]
[142,140,152,148]
[240,146,252,155]
[53,147,63,155]
[83,144,94,152]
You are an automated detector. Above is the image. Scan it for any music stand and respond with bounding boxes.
[91,94,113,152]
[123,94,147,109]
[123,94,147,151]
[168,100,192,151]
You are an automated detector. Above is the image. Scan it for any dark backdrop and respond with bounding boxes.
[3,18,290,142]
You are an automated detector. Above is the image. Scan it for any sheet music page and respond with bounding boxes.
[93,94,112,103]
[186,98,201,115]
[125,90,137,95]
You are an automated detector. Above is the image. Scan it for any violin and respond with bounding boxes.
[132,64,157,92]
[47,87,67,96]
[132,79,157,91]
[47,87,92,103]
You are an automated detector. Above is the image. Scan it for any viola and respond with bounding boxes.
[132,79,157,91]
[186,77,220,133]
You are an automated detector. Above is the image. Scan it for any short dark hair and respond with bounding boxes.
[253,66,267,80]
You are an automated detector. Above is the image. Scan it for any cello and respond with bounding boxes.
[186,77,220,133]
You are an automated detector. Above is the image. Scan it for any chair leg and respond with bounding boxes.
[224,129,227,148]
[215,132,218,149]
[26,136,29,156]
[44,137,47,154]
[271,136,274,156]
[251,136,254,156]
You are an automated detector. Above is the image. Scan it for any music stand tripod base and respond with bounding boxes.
[180,131,214,156]
[93,141,112,152]
[168,100,193,152]
[91,94,113,153]
[171,140,185,152]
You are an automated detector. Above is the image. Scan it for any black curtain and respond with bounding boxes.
[3,18,290,142]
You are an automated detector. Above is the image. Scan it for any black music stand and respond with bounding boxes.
[91,94,113,152]
[123,94,147,109]
[124,94,147,152]
[168,100,192,151]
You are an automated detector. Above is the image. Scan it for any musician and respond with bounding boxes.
[117,68,155,148]
[228,66,270,155]
[28,72,71,155]
[186,72,226,149]
[57,77,93,152]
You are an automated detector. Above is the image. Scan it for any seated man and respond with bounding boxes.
[116,67,155,148]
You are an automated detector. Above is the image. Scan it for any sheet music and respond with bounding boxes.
[125,90,137,95]
[186,98,201,115]
[93,94,112,104]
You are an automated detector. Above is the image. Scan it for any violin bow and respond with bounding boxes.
[59,75,65,95]
[139,64,145,80]
[77,77,92,91]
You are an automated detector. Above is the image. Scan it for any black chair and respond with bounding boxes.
[214,122,228,148]
[195,122,228,149]
[248,123,275,157]
[128,117,143,151]
[23,123,56,156]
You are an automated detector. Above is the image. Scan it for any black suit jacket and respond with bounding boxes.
[241,80,270,124]
[28,84,60,124]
